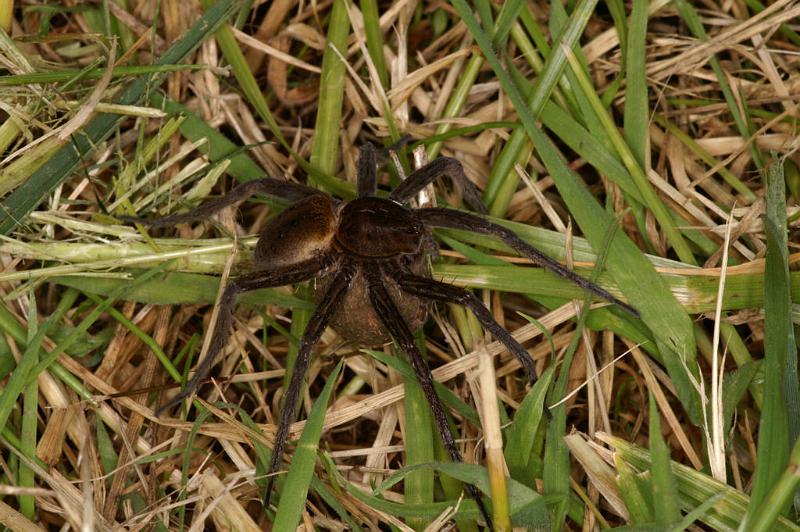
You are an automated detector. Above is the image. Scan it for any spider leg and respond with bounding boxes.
[264,262,355,509]
[357,143,378,198]
[394,270,537,384]
[366,268,493,530]
[417,208,639,317]
[120,178,320,228]
[388,157,487,213]
[155,258,326,417]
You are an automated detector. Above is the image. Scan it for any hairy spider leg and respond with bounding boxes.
[417,208,640,317]
[120,177,319,228]
[388,157,487,213]
[366,269,494,530]
[155,259,326,416]
[264,263,356,508]
[394,271,538,384]
[357,143,378,198]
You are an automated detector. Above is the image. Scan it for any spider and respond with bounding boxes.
[124,143,635,528]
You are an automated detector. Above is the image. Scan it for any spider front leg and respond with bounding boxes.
[395,271,537,384]
[366,270,493,530]
[120,177,320,228]
[156,258,326,416]
[264,262,355,509]
[417,208,639,317]
[357,143,378,198]
[389,157,487,213]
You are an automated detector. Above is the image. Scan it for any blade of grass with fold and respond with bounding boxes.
[0,0,238,236]
[449,0,700,421]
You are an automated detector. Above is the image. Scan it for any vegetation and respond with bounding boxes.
[0,0,798,529]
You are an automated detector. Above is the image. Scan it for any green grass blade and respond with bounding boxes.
[0,64,205,86]
[615,453,653,523]
[18,291,38,519]
[746,158,795,514]
[673,0,763,169]
[493,0,525,48]
[426,53,483,160]
[623,0,649,168]
[310,0,350,180]
[0,0,237,235]
[363,348,481,426]
[26,264,172,381]
[603,434,800,531]
[52,271,312,309]
[273,360,344,530]
[483,0,599,216]
[402,338,435,530]
[359,0,389,88]
[649,393,681,524]
[447,0,700,420]
[504,366,554,481]
[0,289,77,433]
[562,45,696,266]
[148,94,266,184]
[744,436,800,532]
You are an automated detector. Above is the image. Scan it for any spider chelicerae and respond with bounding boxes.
[124,143,635,528]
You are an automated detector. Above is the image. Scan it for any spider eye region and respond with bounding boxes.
[336,197,425,258]
[254,194,337,266]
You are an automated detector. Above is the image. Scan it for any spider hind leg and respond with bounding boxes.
[395,270,538,384]
[263,262,355,509]
[366,268,494,530]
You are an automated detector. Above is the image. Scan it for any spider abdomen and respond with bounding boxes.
[314,259,430,346]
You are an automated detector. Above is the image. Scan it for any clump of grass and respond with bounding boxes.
[0,0,798,530]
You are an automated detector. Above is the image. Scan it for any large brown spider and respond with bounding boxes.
[124,143,635,528]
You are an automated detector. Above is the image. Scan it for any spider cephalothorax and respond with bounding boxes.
[124,142,635,528]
